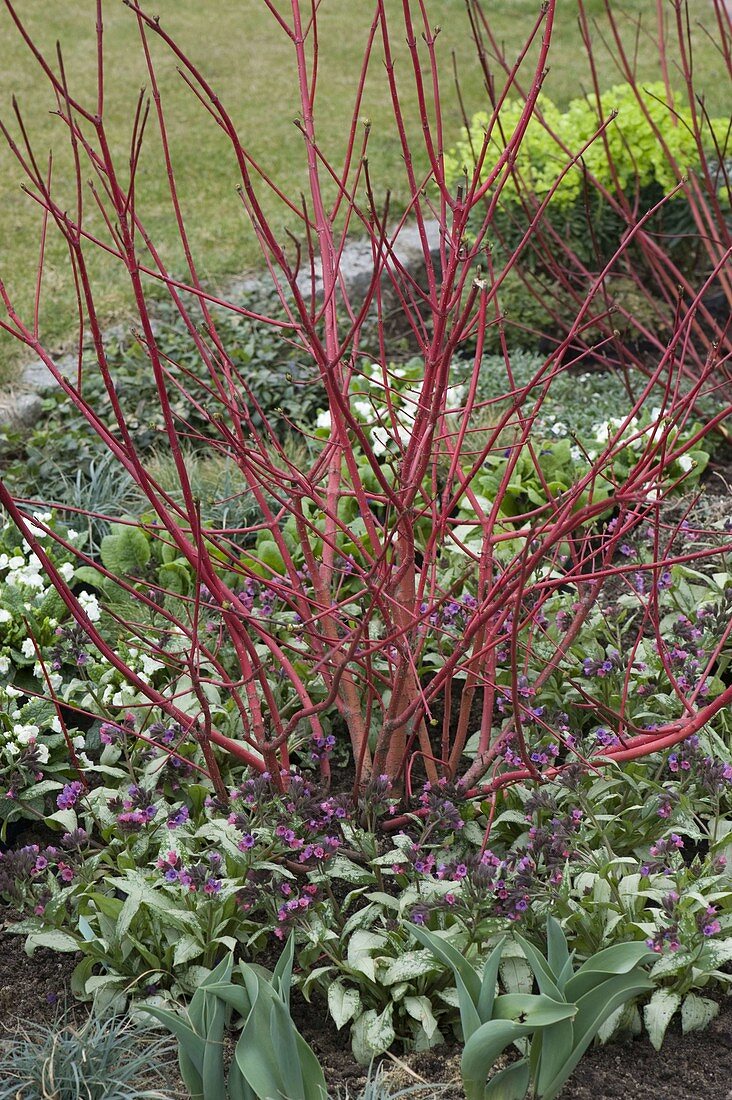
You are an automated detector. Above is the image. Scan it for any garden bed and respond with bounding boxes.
[3,914,732,1099]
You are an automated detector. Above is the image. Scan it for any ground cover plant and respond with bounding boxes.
[0,0,731,1094]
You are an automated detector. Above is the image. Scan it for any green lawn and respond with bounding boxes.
[0,0,726,383]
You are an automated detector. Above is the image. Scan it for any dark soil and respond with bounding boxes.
[0,913,187,1097]
[0,917,77,1025]
[557,1001,732,1100]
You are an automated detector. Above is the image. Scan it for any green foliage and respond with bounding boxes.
[0,291,321,507]
[143,936,327,1100]
[412,920,654,1100]
[0,1009,175,1100]
[445,83,722,211]
[445,82,726,353]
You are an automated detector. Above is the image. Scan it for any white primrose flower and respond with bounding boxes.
[370,426,391,455]
[678,455,694,473]
[592,416,625,444]
[0,609,11,624]
[51,716,63,733]
[6,559,44,589]
[140,653,164,677]
[78,591,101,623]
[14,723,40,745]
[315,409,331,430]
[0,656,10,674]
[59,562,75,582]
[35,743,50,764]
[21,638,36,659]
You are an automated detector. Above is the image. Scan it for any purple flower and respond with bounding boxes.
[56,781,84,811]
[99,722,120,745]
[167,806,190,829]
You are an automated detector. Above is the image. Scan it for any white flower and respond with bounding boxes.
[78,591,101,623]
[0,609,11,624]
[315,410,331,430]
[353,399,372,419]
[592,416,625,444]
[59,562,75,582]
[51,717,63,733]
[678,455,694,472]
[35,744,50,764]
[5,685,21,697]
[140,653,164,677]
[551,421,567,436]
[370,426,391,455]
[21,638,36,659]
[0,656,9,674]
[5,560,44,589]
[72,734,85,749]
[66,530,79,542]
[14,723,40,745]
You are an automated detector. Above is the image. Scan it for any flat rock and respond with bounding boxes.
[0,391,43,429]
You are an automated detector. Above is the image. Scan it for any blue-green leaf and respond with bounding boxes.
[564,942,655,1001]
[484,1057,531,1100]
[462,1020,533,1100]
